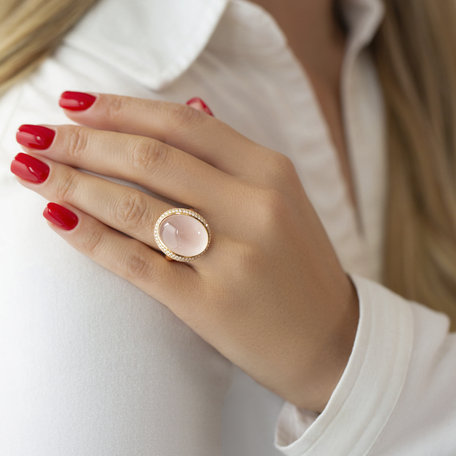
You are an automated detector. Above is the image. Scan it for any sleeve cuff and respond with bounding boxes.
[274,273,415,456]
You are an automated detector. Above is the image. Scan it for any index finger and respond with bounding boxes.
[59,91,272,179]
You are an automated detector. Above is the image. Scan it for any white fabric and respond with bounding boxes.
[0,0,455,455]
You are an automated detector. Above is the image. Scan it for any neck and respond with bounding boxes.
[250,0,346,87]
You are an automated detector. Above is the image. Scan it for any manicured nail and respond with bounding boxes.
[43,202,79,230]
[16,124,55,150]
[59,91,96,111]
[186,97,214,116]
[10,153,50,184]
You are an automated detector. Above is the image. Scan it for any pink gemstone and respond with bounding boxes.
[159,214,209,257]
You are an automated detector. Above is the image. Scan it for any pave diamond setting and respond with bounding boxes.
[154,208,211,262]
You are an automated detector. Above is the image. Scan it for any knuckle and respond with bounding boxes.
[263,153,299,188]
[130,139,168,174]
[169,103,205,128]
[274,153,296,176]
[113,191,150,228]
[80,226,104,256]
[104,95,125,122]
[65,127,89,160]
[55,170,79,202]
[123,247,152,280]
[255,188,289,231]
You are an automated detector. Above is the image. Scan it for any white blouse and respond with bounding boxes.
[0,0,455,455]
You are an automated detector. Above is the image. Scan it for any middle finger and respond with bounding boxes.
[10,152,229,254]
[16,124,235,214]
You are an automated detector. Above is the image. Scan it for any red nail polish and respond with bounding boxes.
[43,202,79,230]
[186,97,214,116]
[16,125,55,150]
[59,91,96,111]
[10,153,50,183]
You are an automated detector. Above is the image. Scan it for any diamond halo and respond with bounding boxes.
[153,208,211,262]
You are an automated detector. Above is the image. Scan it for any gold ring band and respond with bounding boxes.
[154,208,211,262]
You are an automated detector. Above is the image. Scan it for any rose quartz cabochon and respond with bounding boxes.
[159,214,209,257]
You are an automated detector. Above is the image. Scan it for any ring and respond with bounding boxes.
[154,208,211,262]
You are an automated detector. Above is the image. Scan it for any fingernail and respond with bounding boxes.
[10,153,50,184]
[186,97,214,116]
[43,202,79,230]
[16,124,55,150]
[59,91,97,111]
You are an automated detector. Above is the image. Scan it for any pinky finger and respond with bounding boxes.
[42,202,200,321]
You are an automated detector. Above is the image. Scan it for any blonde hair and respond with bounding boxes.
[0,0,98,94]
[1,0,455,330]
[373,0,456,331]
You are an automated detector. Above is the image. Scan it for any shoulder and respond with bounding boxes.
[60,0,228,90]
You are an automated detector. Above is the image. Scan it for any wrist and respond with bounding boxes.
[287,274,359,413]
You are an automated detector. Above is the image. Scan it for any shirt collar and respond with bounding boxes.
[342,0,385,52]
[63,0,229,90]
[63,0,383,91]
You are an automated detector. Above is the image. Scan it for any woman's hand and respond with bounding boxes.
[11,92,359,413]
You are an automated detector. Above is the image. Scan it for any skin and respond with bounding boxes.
[252,0,362,234]
[12,93,359,413]
[10,0,361,415]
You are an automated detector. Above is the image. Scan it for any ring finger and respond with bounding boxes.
[10,152,222,263]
